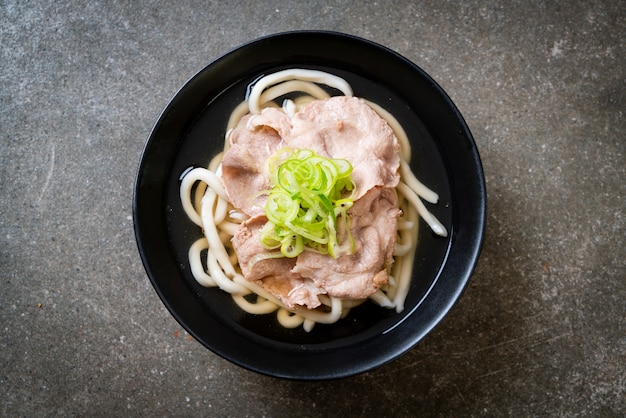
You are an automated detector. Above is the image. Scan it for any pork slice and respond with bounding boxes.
[232,215,294,281]
[348,186,400,265]
[232,214,324,309]
[292,187,401,300]
[222,97,400,213]
[257,275,324,310]
[220,114,282,216]
[223,97,403,308]
[246,107,292,138]
[287,96,401,200]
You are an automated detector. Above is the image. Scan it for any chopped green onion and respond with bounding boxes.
[261,148,355,258]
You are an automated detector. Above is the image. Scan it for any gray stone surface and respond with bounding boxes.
[1,1,624,416]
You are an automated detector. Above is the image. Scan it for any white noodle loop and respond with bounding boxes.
[247,69,353,114]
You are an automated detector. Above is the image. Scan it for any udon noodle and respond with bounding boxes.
[180,69,447,332]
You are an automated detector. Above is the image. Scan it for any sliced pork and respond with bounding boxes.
[292,187,401,300]
[288,96,401,199]
[223,96,403,309]
[232,214,324,309]
[220,116,282,216]
[244,96,401,200]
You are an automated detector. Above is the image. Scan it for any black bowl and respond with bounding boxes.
[133,31,486,380]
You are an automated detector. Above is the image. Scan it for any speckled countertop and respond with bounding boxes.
[1,1,624,416]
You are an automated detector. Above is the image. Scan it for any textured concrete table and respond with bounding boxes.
[1,1,624,416]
